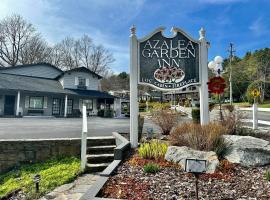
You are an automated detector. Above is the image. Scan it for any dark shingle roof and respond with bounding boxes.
[64,67,102,79]
[68,89,115,99]
[0,74,115,99]
[0,63,63,73]
[0,73,69,94]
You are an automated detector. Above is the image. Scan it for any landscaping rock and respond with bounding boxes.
[165,146,219,173]
[223,135,270,167]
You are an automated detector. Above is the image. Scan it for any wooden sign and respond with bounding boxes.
[138,27,200,90]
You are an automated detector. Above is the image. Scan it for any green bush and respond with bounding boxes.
[0,157,81,199]
[138,140,168,160]
[143,163,160,174]
[139,102,146,112]
[191,108,200,123]
[266,169,270,182]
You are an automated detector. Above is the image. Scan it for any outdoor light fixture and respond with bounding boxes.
[208,56,224,76]
[33,174,41,193]
[185,159,207,200]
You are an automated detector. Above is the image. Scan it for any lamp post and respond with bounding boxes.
[208,56,224,121]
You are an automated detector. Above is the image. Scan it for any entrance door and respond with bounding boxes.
[52,98,61,115]
[4,95,15,115]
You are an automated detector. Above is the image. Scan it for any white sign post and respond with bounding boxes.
[253,103,258,129]
[81,105,88,171]
[199,28,210,125]
[129,26,139,148]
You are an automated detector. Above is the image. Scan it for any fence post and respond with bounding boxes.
[81,105,87,171]
[253,102,258,129]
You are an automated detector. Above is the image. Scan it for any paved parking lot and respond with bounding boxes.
[0,117,160,140]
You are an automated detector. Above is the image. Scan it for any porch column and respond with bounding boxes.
[16,91,21,116]
[64,95,68,117]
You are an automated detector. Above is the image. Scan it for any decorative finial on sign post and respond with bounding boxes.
[199,27,206,40]
[130,25,136,35]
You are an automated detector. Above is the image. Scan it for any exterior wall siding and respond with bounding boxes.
[63,71,100,90]
[0,64,62,79]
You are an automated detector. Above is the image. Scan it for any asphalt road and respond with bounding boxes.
[0,117,161,140]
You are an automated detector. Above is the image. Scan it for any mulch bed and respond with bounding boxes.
[99,154,270,200]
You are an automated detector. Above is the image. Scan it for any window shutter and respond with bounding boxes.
[43,97,48,108]
[86,78,89,87]
[25,96,29,108]
[75,77,79,86]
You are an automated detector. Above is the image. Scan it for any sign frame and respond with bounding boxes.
[137,26,201,91]
[185,158,207,174]
[129,26,210,148]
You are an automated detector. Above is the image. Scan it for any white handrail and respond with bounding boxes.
[81,105,87,171]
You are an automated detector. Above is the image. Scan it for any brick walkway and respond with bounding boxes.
[39,174,99,200]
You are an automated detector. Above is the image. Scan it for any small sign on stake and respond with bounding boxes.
[251,89,260,98]
[185,159,207,200]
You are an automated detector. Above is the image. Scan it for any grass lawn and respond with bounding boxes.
[0,156,81,199]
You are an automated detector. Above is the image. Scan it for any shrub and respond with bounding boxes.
[209,102,216,112]
[169,122,228,158]
[139,102,146,112]
[138,140,168,160]
[152,110,179,135]
[221,110,245,135]
[223,104,234,112]
[191,108,200,123]
[266,169,270,182]
[138,115,144,142]
[143,163,160,174]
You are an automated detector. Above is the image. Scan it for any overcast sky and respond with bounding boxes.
[0,0,269,73]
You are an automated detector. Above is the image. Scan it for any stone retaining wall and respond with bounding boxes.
[0,138,81,174]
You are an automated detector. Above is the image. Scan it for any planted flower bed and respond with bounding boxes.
[99,152,270,199]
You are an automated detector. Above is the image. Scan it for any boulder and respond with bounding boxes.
[223,135,270,167]
[165,146,219,173]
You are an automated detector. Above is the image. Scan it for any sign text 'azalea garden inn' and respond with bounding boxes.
[139,27,200,90]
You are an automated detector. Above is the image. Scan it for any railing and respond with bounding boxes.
[81,105,87,171]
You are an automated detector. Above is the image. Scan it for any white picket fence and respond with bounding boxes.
[171,105,270,127]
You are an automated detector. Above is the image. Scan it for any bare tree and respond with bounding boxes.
[47,44,62,67]
[80,34,93,68]
[0,14,35,67]
[19,34,51,64]
[54,35,114,74]
[89,44,115,75]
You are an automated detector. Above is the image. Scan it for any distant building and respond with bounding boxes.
[163,86,199,105]
[0,63,116,117]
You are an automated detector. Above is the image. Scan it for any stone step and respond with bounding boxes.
[86,154,114,163]
[87,145,116,154]
[85,163,110,173]
[87,136,115,146]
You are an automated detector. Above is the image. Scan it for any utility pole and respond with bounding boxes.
[228,43,235,105]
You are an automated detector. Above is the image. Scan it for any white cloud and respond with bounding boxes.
[249,17,269,37]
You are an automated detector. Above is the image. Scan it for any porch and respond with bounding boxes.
[0,89,115,118]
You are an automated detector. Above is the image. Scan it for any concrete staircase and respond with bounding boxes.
[86,136,116,172]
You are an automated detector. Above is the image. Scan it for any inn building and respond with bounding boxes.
[0,63,116,117]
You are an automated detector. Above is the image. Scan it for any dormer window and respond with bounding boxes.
[78,77,86,86]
